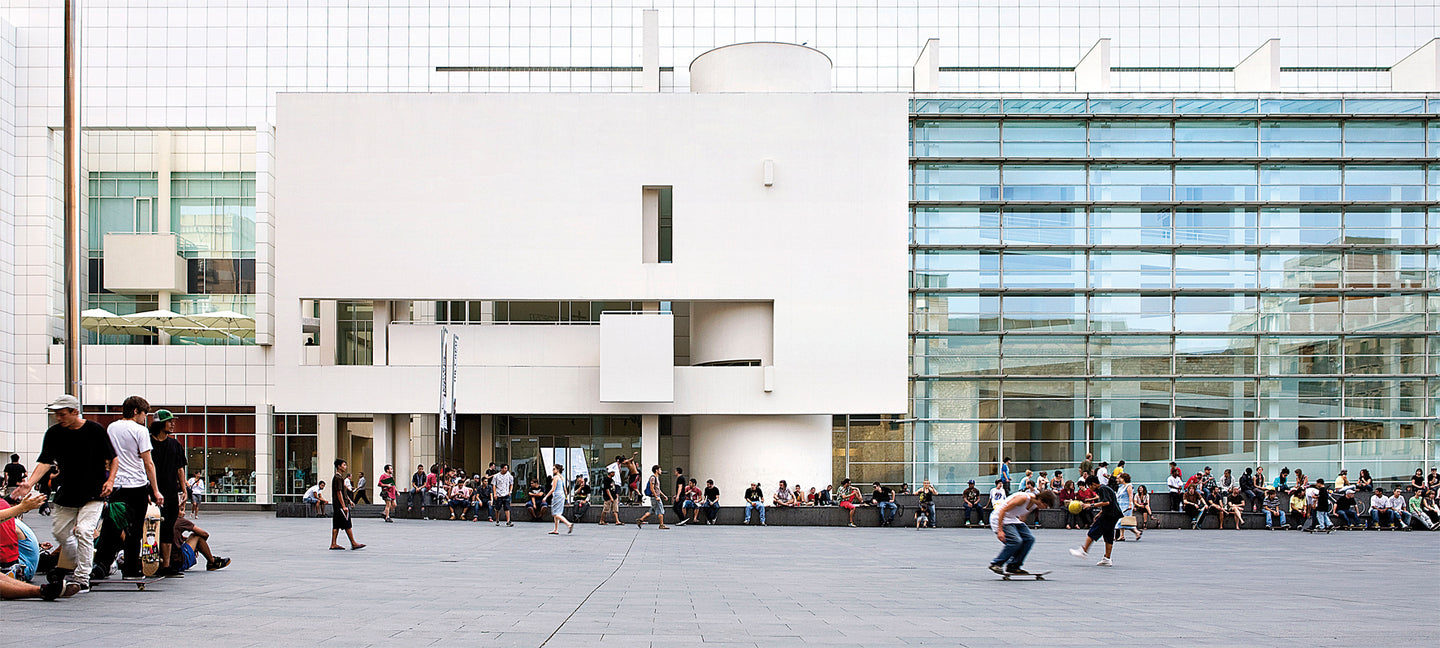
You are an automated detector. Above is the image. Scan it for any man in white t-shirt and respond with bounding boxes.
[490,464,515,527]
[988,490,1057,575]
[989,479,1007,507]
[93,395,162,580]
[303,482,328,515]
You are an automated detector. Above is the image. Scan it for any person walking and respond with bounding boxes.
[547,465,574,535]
[93,395,163,580]
[988,489,1056,575]
[3,453,26,499]
[354,472,371,505]
[636,465,669,529]
[188,471,205,517]
[329,459,365,550]
[491,463,514,527]
[1069,475,1123,566]
[11,394,117,596]
[599,470,621,525]
[379,464,397,522]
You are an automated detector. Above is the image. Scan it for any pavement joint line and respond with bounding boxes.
[539,529,640,648]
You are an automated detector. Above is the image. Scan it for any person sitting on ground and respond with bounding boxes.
[571,475,592,523]
[835,479,862,527]
[1365,489,1388,529]
[700,480,721,525]
[960,480,986,527]
[1222,486,1245,530]
[1262,488,1287,529]
[743,482,766,526]
[1333,489,1361,529]
[772,480,797,508]
[677,478,701,526]
[1389,488,1414,530]
[526,479,549,521]
[448,481,473,520]
[915,479,938,529]
[870,482,897,527]
[0,494,63,600]
[172,508,230,572]
[303,481,328,515]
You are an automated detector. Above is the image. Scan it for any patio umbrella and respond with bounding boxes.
[126,309,203,329]
[79,308,155,336]
[185,310,256,334]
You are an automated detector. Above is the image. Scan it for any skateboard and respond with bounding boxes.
[90,577,164,591]
[140,503,163,577]
[1000,570,1052,581]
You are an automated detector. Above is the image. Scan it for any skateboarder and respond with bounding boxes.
[93,396,163,580]
[988,489,1056,576]
[1069,475,1123,566]
[329,459,365,551]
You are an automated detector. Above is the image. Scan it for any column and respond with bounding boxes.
[394,414,413,483]
[255,405,274,504]
[479,414,494,469]
[317,414,338,489]
[372,414,394,499]
[641,414,660,477]
[412,414,438,471]
[318,300,337,365]
[372,300,390,365]
[156,130,173,344]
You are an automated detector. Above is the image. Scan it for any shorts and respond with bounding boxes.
[492,496,510,511]
[333,509,352,531]
[381,489,395,502]
[1087,513,1121,543]
[602,499,619,515]
[649,498,664,516]
[176,543,198,571]
[840,501,856,510]
[192,493,205,503]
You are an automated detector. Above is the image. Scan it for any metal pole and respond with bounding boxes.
[63,0,83,404]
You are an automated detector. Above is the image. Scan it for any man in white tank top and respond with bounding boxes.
[988,490,1057,576]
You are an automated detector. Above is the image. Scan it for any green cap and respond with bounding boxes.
[154,409,175,422]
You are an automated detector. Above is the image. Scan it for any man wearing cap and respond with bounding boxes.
[11,394,117,596]
[149,409,188,577]
[92,395,163,580]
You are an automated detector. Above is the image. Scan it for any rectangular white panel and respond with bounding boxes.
[599,313,674,402]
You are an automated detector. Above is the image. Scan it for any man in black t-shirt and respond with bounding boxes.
[701,480,720,524]
[599,472,621,525]
[12,394,117,594]
[328,459,364,551]
[3,454,26,497]
[672,467,687,520]
[1070,475,1122,567]
[149,410,188,576]
[871,482,897,526]
[571,475,592,522]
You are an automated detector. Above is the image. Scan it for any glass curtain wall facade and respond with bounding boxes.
[880,96,1439,491]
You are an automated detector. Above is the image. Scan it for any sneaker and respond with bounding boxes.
[40,581,64,601]
[61,582,85,597]
[121,572,146,580]
[1096,557,1113,567]
[988,563,1005,575]
[505,522,513,527]
[207,557,232,571]
[1069,547,1088,560]
[760,522,767,527]
[1005,567,1030,575]
[156,568,184,578]
[848,523,856,528]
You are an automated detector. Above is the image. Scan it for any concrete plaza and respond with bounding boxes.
[19,512,1439,647]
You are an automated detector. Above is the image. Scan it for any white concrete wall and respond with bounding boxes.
[689,301,773,366]
[275,92,910,418]
[690,43,833,93]
[0,17,16,454]
[689,414,832,506]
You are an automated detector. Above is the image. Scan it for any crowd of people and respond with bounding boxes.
[1,394,232,601]
[1172,464,1440,532]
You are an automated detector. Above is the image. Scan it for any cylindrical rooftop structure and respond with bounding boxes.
[689,42,833,93]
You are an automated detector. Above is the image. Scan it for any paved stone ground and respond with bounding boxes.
[17,512,1439,647]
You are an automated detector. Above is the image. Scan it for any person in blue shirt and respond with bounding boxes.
[999,457,1012,494]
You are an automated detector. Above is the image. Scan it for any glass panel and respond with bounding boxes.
[1174,165,1258,201]
[1002,99,1088,115]
[1001,121,1087,156]
[1260,293,1342,333]
[911,99,1002,114]
[1343,420,1425,464]
[1088,165,1172,201]
[1003,251,1086,288]
[1342,293,1425,332]
[1174,420,1255,462]
[1261,99,1342,114]
[1089,207,1171,245]
[1089,122,1172,157]
[1344,251,1425,289]
[1345,208,1425,245]
[911,164,1000,201]
[1001,380,1086,418]
[1089,251,1172,289]
[1175,208,1257,245]
[1261,121,1342,157]
[1174,379,1256,417]
[1259,379,1340,418]
[1090,379,1172,418]
[1260,250,1341,289]
[1174,295,1258,332]
[912,207,1000,245]
[1343,336,1423,375]
[1259,208,1342,245]
[911,250,999,289]
[1344,165,1425,201]
[1089,336,1172,375]
[1345,379,1423,418]
[1002,336,1086,376]
[1174,121,1257,157]
[913,336,999,376]
[1090,100,1173,114]
[910,121,1001,157]
[1002,295,1085,332]
[1261,336,1341,375]
[1174,99,1258,114]
[1001,207,1085,244]
[1343,121,1425,157]
[1175,336,1255,375]
[913,294,1000,333]
[1090,294,1172,332]
[1343,99,1425,114]
[1174,251,1257,289]
[1002,165,1086,200]
[1260,165,1342,201]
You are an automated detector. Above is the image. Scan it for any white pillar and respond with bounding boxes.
[372,414,394,498]
[372,301,390,365]
[641,414,660,477]
[1074,39,1110,92]
[255,405,274,504]
[317,413,337,488]
[640,9,660,92]
[912,38,940,93]
[413,414,438,470]
[318,300,337,365]
[1234,39,1280,92]
[394,414,413,484]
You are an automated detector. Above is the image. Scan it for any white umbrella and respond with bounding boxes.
[126,309,203,329]
[80,308,155,336]
[185,310,256,333]
[160,325,243,340]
